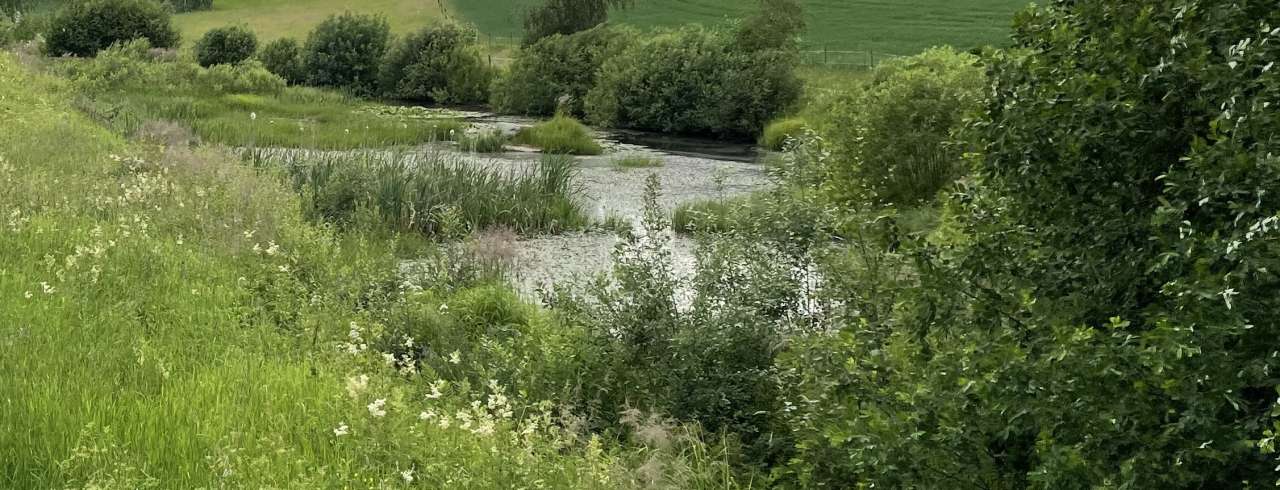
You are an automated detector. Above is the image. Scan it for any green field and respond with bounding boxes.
[174,0,444,41]
[452,0,1031,55]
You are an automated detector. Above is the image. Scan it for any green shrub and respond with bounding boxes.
[194,25,257,67]
[491,24,632,117]
[758,117,805,151]
[521,0,631,44]
[818,47,984,206]
[163,0,211,12]
[586,27,800,139]
[44,0,179,57]
[255,37,304,84]
[378,22,491,105]
[513,114,601,155]
[302,12,389,94]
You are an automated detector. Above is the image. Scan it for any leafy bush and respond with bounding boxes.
[513,114,601,155]
[758,117,805,151]
[44,0,179,57]
[163,0,211,12]
[781,1,1280,487]
[302,12,389,94]
[521,0,631,44]
[255,37,304,84]
[733,0,804,52]
[378,22,491,105]
[818,47,984,206]
[586,27,800,139]
[194,25,257,67]
[491,24,632,117]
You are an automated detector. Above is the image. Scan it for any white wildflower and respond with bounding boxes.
[448,350,461,365]
[425,379,445,399]
[345,374,369,398]
[265,241,279,256]
[401,469,414,484]
[368,398,387,418]
[250,112,257,121]
[382,353,396,366]
[333,422,349,437]
[39,282,55,295]
[23,291,32,299]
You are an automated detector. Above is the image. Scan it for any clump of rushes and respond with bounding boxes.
[246,149,587,236]
[672,198,740,234]
[513,114,602,155]
[759,117,806,151]
[456,129,508,153]
[611,153,664,169]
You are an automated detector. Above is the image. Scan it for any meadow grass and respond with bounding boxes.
[513,114,602,155]
[453,0,1030,55]
[0,51,743,488]
[456,129,508,153]
[173,0,444,41]
[76,83,463,150]
[759,117,807,151]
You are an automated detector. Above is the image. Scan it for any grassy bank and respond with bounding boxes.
[0,52,730,488]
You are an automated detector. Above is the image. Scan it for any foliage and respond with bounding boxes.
[44,0,179,57]
[733,0,804,52]
[817,46,984,206]
[194,24,257,67]
[491,24,633,117]
[455,129,507,153]
[378,22,491,105]
[247,149,587,236]
[586,26,801,139]
[758,117,806,151]
[513,114,602,155]
[611,153,662,169]
[782,1,1280,487]
[255,37,304,84]
[302,12,389,95]
[163,0,211,13]
[522,0,632,44]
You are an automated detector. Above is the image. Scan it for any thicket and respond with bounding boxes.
[586,27,801,139]
[194,25,257,67]
[302,12,389,95]
[255,37,304,84]
[44,0,179,57]
[378,22,491,105]
[817,46,985,206]
[490,24,632,117]
[522,0,631,44]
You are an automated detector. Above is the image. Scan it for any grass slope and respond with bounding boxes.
[174,0,444,41]
[453,0,1030,55]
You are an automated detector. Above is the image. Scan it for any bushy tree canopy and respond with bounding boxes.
[195,25,257,67]
[45,0,179,57]
[302,12,389,94]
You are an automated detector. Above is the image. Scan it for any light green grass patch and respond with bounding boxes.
[513,114,602,155]
[175,0,444,42]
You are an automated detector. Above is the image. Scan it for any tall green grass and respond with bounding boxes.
[513,114,603,155]
[245,148,588,236]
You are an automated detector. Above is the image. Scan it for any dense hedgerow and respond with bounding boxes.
[255,37,304,84]
[378,22,491,105]
[194,25,257,67]
[44,0,179,57]
[302,12,389,94]
[817,46,984,206]
[586,27,800,139]
[491,24,632,117]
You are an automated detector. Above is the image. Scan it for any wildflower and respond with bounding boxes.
[425,380,445,399]
[368,398,387,418]
[265,241,279,256]
[250,112,257,121]
[401,469,414,484]
[345,374,369,398]
[437,415,451,429]
[419,410,436,421]
[382,353,396,366]
[278,265,290,273]
[448,350,461,365]
[333,422,349,437]
[39,282,55,295]
[1221,288,1239,310]
[403,336,415,349]
[23,291,32,299]
[438,303,449,312]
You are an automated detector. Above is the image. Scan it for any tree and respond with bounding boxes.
[522,0,632,44]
